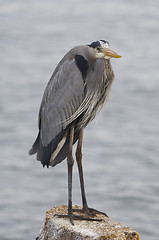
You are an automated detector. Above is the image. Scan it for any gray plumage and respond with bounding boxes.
[29,40,119,168]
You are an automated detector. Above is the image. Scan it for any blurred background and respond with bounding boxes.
[0,0,159,239]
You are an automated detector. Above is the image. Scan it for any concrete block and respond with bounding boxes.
[36,205,141,240]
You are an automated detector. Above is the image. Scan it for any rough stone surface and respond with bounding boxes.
[36,205,141,240]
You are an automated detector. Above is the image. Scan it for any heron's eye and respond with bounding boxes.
[96,47,101,52]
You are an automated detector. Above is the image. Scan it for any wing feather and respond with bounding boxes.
[40,58,85,147]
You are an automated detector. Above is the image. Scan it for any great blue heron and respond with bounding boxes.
[29,40,121,224]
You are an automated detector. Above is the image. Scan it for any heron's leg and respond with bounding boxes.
[67,125,75,225]
[75,128,89,211]
[54,126,105,224]
[75,128,108,218]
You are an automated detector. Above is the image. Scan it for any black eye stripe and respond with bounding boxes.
[88,40,109,49]
[88,41,101,48]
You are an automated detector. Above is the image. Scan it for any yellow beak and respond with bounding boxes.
[102,48,122,58]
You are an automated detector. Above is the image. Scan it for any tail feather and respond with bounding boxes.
[50,131,79,167]
[38,128,68,167]
[29,127,80,167]
[29,132,40,155]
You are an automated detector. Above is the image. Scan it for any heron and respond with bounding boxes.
[29,40,121,224]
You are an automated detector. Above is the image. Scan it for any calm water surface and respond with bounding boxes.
[0,0,159,239]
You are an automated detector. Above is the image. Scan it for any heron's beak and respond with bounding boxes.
[102,48,122,59]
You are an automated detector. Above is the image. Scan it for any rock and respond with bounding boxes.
[36,205,141,240]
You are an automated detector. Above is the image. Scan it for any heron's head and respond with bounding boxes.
[89,40,121,59]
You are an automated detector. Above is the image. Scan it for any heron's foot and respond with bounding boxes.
[73,208,95,216]
[54,213,104,225]
[73,207,108,217]
[86,207,109,217]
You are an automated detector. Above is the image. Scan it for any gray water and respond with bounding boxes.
[0,0,159,239]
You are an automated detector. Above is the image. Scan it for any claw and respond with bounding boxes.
[87,207,109,217]
[73,207,108,217]
[54,213,104,224]
[69,216,74,225]
[73,208,95,216]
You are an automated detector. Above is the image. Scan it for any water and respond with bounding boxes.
[0,0,159,239]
